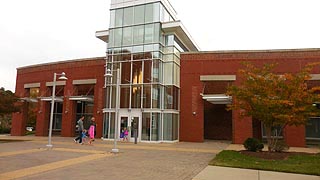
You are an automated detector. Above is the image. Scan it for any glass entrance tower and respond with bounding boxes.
[96,0,198,142]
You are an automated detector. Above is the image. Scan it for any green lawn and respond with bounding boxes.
[210,150,320,176]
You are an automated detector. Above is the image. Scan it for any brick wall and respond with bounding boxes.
[181,49,320,146]
[12,57,105,137]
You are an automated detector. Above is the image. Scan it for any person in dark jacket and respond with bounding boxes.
[74,115,85,144]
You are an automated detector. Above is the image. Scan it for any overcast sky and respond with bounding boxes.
[1,0,320,92]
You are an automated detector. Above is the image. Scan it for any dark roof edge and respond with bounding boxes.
[17,56,105,70]
[182,48,320,55]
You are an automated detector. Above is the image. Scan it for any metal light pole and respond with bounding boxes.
[47,72,67,148]
[105,68,120,153]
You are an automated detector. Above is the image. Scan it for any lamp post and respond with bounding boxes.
[105,68,120,153]
[47,72,67,148]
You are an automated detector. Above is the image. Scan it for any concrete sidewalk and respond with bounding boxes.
[193,166,320,180]
[193,144,320,180]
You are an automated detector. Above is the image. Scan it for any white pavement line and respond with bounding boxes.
[0,149,46,157]
[0,153,110,180]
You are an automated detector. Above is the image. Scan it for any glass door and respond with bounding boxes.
[118,110,141,142]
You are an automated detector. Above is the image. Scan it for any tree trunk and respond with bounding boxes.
[265,125,272,152]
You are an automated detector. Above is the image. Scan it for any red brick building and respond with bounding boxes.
[12,57,106,138]
[180,49,320,147]
[11,49,320,147]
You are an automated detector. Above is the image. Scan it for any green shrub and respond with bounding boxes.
[0,127,10,134]
[273,140,289,152]
[243,138,264,152]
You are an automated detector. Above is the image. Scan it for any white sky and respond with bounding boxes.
[1,0,320,92]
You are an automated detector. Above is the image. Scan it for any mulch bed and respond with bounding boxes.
[239,150,314,160]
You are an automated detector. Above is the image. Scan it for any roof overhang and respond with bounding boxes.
[39,97,64,102]
[20,97,38,103]
[95,30,109,43]
[201,94,232,105]
[69,96,94,102]
[162,21,199,51]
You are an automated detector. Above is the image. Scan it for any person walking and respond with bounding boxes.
[74,115,85,144]
[88,117,96,145]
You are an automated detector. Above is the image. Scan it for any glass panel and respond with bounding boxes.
[142,113,151,141]
[144,44,153,52]
[153,3,160,22]
[131,85,141,108]
[133,53,144,60]
[105,87,111,108]
[108,29,114,47]
[153,23,160,43]
[114,28,123,47]
[115,8,123,27]
[164,86,172,109]
[173,114,178,140]
[145,3,154,23]
[152,85,161,108]
[120,85,130,108]
[163,62,173,84]
[134,5,145,25]
[103,112,115,138]
[143,60,152,83]
[121,62,131,84]
[111,86,116,108]
[133,45,144,53]
[109,10,115,28]
[165,35,174,46]
[113,54,122,62]
[144,24,154,43]
[143,85,151,108]
[152,59,161,82]
[123,7,133,26]
[151,113,161,141]
[122,27,132,46]
[163,113,173,140]
[122,46,132,54]
[173,63,180,87]
[110,112,115,138]
[133,25,144,45]
[306,118,320,138]
[132,61,143,84]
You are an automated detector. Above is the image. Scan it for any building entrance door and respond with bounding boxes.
[118,110,141,142]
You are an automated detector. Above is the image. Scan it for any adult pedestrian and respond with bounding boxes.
[74,115,85,144]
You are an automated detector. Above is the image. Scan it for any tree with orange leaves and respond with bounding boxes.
[227,62,320,152]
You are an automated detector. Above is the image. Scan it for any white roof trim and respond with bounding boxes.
[95,30,109,43]
[201,94,232,105]
[46,81,66,86]
[39,97,64,102]
[20,97,38,103]
[162,21,199,51]
[73,79,97,85]
[69,96,94,102]
[310,74,320,80]
[200,75,236,81]
[24,83,40,89]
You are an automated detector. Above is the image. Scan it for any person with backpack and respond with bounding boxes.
[74,115,85,144]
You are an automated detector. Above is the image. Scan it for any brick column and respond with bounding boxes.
[232,109,253,144]
[284,125,306,147]
[11,102,28,136]
[61,80,75,137]
[36,84,50,136]
[93,80,105,138]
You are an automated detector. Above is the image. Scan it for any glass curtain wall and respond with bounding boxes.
[104,1,184,142]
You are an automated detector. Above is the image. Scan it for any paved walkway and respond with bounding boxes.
[0,135,228,180]
[0,135,319,180]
